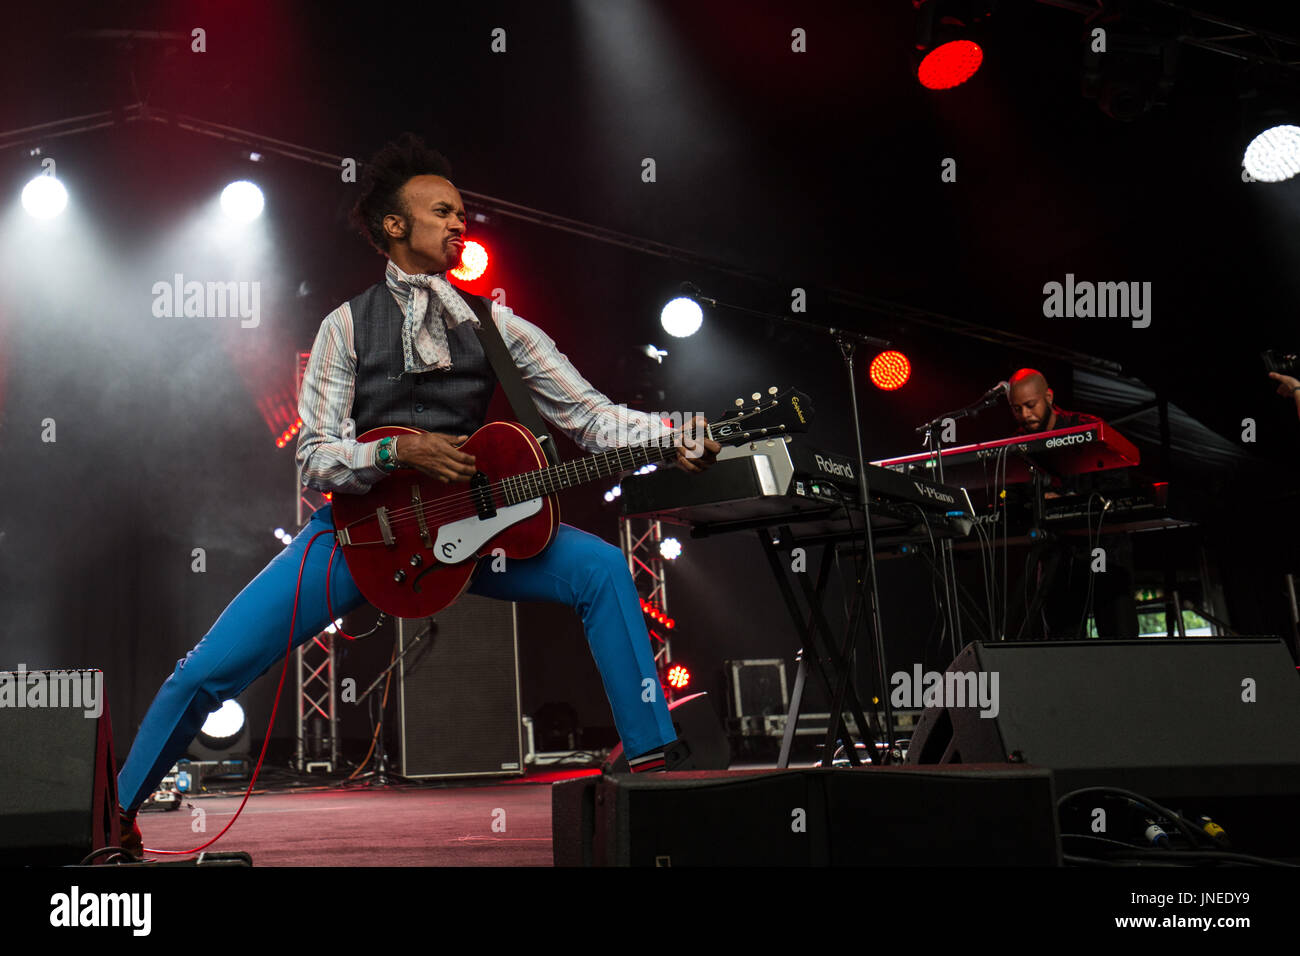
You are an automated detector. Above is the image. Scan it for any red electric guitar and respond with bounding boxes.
[331,387,812,618]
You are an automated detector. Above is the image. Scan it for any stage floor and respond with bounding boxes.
[131,761,792,866]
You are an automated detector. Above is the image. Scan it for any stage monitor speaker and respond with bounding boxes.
[0,668,120,865]
[906,638,1300,800]
[601,691,730,773]
[552,766,1060,866]
[397,596,523,779]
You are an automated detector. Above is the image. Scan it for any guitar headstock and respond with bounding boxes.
[709,386,814,445]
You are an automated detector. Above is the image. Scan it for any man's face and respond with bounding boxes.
[385,175,466,274]
[1008,383,1054,432]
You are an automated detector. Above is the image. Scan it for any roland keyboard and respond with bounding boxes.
[620,436,973,540]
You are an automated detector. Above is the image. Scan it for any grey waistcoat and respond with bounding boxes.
[347,282,496,438]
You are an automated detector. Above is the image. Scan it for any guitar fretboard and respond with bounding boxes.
[500,441,683,505]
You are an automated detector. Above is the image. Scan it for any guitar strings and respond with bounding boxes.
[337,428,707,539]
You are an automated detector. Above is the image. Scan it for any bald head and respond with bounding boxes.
[1007,368,1055,432]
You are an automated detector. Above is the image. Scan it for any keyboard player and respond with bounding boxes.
[1003,368,1138,640]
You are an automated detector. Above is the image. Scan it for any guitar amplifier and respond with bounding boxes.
[396,595,524,779]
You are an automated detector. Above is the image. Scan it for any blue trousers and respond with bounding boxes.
[116,505,675,812]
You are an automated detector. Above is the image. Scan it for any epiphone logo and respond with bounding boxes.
[791,395,807,424]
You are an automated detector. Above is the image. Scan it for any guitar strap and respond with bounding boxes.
[453,286,560,467]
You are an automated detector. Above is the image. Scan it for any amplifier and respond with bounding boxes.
[397,596,524,779]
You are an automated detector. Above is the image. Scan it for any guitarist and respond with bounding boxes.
[115,134,720,857]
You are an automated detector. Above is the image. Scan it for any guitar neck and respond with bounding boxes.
[499,440,682,505]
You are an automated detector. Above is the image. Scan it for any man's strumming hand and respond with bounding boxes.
[395,432,478,483]
[676,415,721,474]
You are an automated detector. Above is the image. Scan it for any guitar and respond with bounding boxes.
[331,387,813,618]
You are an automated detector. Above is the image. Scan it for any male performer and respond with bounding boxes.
[1003,368,1137,640]
[116,134,720,857]
[1006,367,1100,440]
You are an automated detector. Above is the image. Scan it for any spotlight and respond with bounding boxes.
[198,699,245,750]
[869,351,911,390]
[914,0,992,91]
[1244,123,1300,183]
[220,180,264,222]
[659,537,682,560]
[660,297,703,338]
[450,239,489,281]
[21,174,68,219]
[918,40,983,90]
[666,664,691,690]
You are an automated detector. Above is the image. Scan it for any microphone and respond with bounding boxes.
[973,381,1009,408]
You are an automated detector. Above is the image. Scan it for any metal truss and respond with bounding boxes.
[618,516,677,701]
[291,347,339,771]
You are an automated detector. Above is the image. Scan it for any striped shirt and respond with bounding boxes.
[297,261,668,494]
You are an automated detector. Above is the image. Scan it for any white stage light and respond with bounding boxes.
[660,297,703,338]
[21,175,68,219]
[220,180,265,222]
[659,537,682,560]
[1244,125,1300,182]
[200,699,245,741]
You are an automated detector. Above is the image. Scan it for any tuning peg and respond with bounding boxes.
[751,392,761,401]
[734,398,744,407]
[768,386,778,395]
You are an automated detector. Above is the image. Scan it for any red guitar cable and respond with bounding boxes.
[142,527,356,856]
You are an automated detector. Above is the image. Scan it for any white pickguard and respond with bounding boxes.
[433,498,543,564]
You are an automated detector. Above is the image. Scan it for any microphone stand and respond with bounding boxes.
[347,620,434,789]
[912,390,1005,650]
[686,287,896,766]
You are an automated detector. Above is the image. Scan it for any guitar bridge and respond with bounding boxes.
[375,506,395,547]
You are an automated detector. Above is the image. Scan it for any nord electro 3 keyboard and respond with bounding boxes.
[872,420,1140,488]
[620,436,973,540]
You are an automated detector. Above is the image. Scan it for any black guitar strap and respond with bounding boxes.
[454,286,560,467]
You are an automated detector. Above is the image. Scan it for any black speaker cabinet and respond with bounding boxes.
[397,596,523,779]
[552,765,1061,866]
[907,638,1300,800]
[0,668,120,865]
[601,691,730,772]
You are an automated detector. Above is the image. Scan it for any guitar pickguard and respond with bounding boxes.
[433,498,543,564]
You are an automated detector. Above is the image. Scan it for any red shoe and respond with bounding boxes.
[119,809,143,861]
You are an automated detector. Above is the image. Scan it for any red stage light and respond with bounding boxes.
[918,39,983,90]
[869,351,911,390]
[450,240,489,282]
[667,664,690,689]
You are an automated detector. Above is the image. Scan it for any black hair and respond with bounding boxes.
[349,133,454,255]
